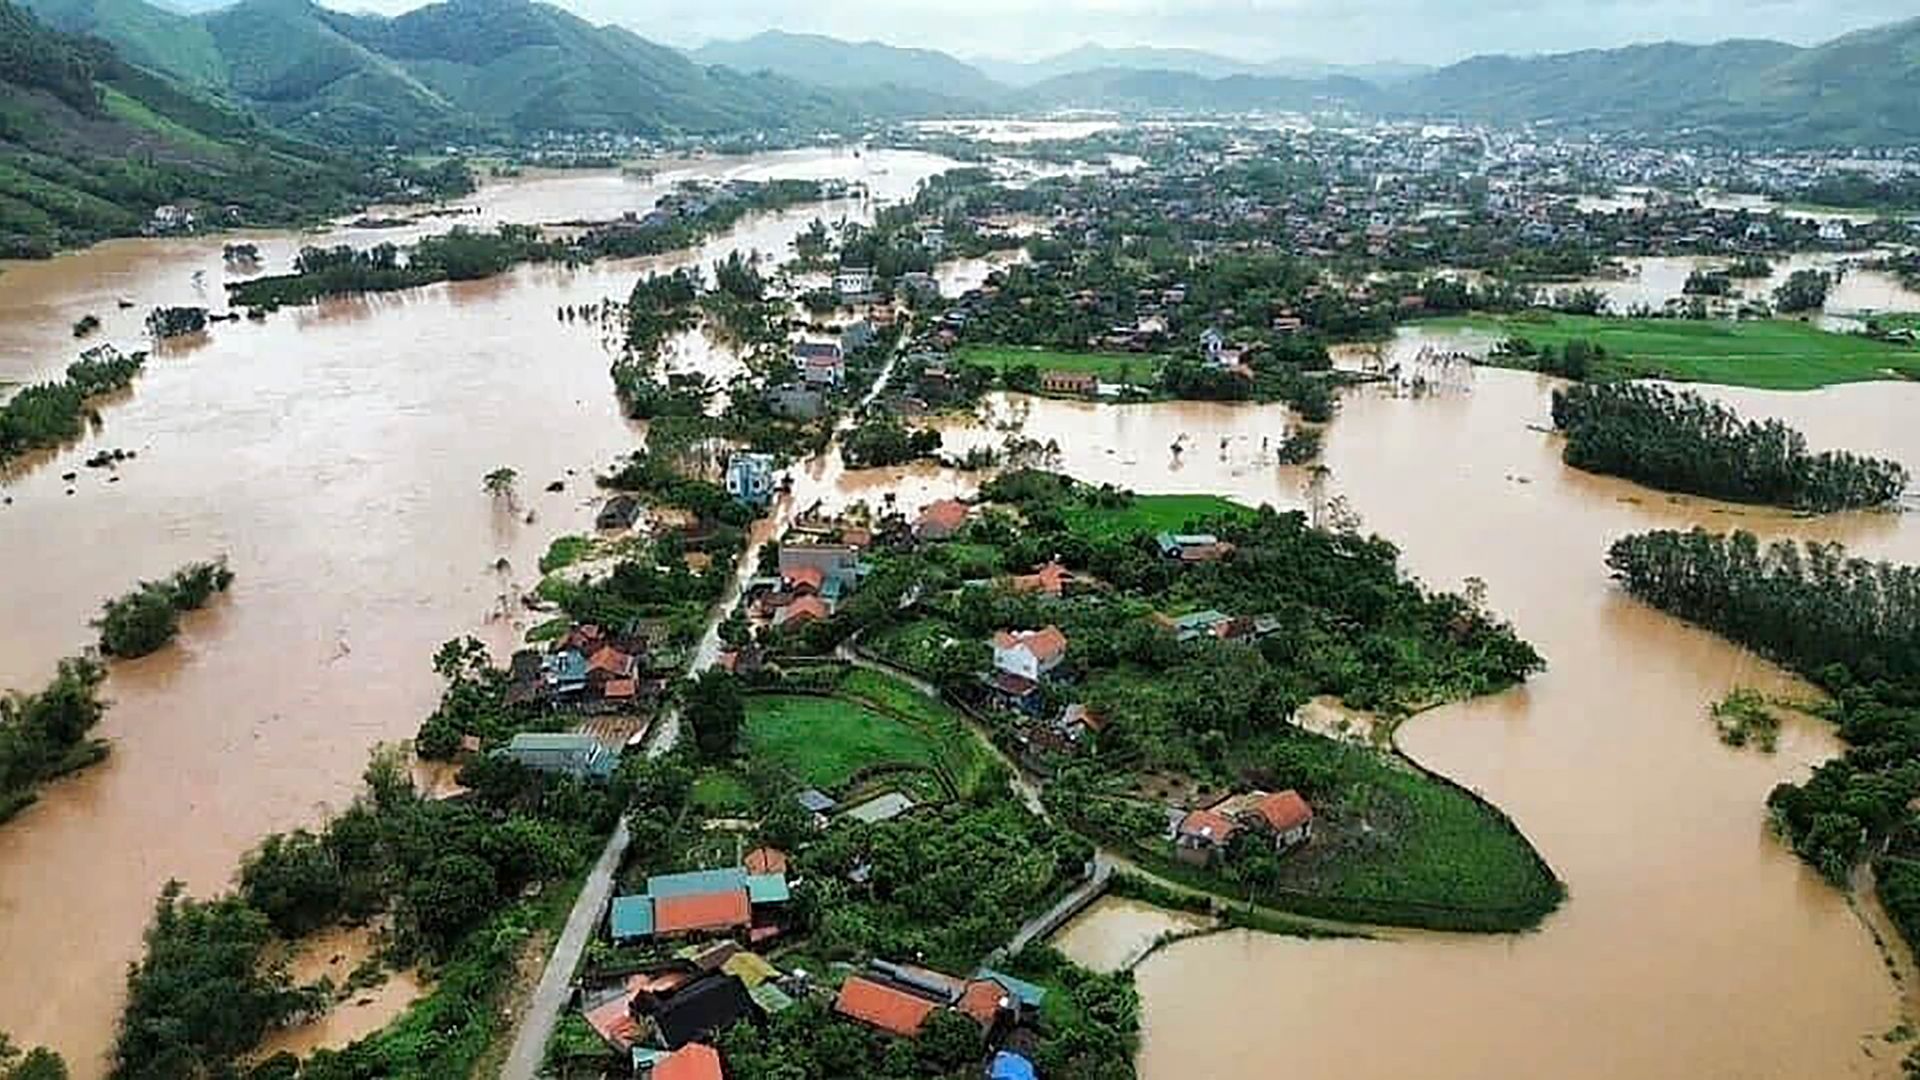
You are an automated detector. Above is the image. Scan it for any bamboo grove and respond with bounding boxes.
[1551,383,1909,512]
[1606,528,1920,947]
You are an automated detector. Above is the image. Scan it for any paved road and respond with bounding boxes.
[499,321,916,1079]
[1005,855,1114,956]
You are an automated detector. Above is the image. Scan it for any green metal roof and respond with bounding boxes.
[609,895,654,940]
[646,867,748,898]
[508,732,599,752]
[748,982,795,1014]
[746,873,790,904]
[975,967,1049,1010]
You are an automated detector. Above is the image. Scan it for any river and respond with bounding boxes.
[1035,350,1920,1079]
[3,141,1917,1080]
[0,145,958,1075]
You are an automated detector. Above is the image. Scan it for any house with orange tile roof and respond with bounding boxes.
[914,498,971,541]
[773,594,830,627]
[651,1042,723,1080]
[835,975,939,1037]
[1173,807,1241,865]
[1217,789,1315,849]
[1009,561,1075,597]
[991,626,1067,682]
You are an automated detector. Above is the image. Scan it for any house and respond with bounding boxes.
[598,495,642,531]
[499,732,618,781]
[834,266,875,300]
[725,453,777,508]
[636,973,756,1049]
[985,671,1043,717]
[920,226,946,254]
[743,847,788,875]
[1054,702,1103,746]
[778,543,861,602]
[835,975,938,1037]
[1010,561,1075,597]
[898,271,940,304]
[991,626,1067,681]
[833,960,1014,1038]
[1214,789,1315,849]
[1156,532,1234,563]
[774,595,830,627]
[914,499,971,541]
[1819,219,1848,243]
[541,649,590,697]
[1173,807,1240,865]
[649,1042,723,1080]
[1200,327,1226,362]
[793,342,846,387]
[795,787,837,827]
[1040,370,1098,396]
[608,867,790,944]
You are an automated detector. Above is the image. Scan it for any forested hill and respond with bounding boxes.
[20,0,885,146]
[0,0,462,257]
[689,30,1004,104]
[1393,20,1920,146]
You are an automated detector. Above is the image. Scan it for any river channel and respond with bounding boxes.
[2,145,1917,1080]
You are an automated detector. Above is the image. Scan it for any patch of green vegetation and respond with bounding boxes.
[1059,493,1254,541]
[537,534,594,575]
[690,767,754,814]
[524,616,569,645]
[99,86,226,159]
[956,344,1164,383]
[1710,688,1782,751]
[743,693,941,791]
[836,668,995,797]
[1436,313,1920,390]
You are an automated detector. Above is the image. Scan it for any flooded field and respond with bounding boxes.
[1570,252,1920,323]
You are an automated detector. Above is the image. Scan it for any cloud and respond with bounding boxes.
[332,0,1920,65]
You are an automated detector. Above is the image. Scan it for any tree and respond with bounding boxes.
[482,467,519,508]
[405,853,498,954]
[683,671,744,760]
[1773,269,1833,314]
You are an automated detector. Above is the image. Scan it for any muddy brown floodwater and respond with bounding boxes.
[0,147,958,1076]
[992,348,1920,1079]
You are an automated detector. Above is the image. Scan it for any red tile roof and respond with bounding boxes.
[775,595,830,625]
[916,499,971,533]
[994,625,1067,664]
[784,565,826,592]
[958,979,1007,1029]
[1011,562,1074,596]
[835,975,938,1037]
[653,891,751,935]
[583,992,640,1052]
[1177,808,1240,846]
[603,679,637,699]
[653,1042,723,1080]
[743,847,788,875]
[1252,790,1314,833]
[588,645,634,676]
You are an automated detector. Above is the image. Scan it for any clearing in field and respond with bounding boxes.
[742,692,941,790]
[1061,492,1255,541]
[1434,313,1920,390]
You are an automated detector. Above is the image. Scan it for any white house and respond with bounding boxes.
[725,452,777,507]
[990,626,1067,682]
[835,266,875,299]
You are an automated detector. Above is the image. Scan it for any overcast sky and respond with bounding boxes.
[337,0,1917,65]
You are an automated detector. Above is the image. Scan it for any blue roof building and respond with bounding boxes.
[609,896,655,942]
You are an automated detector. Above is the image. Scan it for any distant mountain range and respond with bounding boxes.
[11,0,1920,153]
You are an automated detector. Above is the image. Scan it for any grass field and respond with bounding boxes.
[744,693,940,791]
[837,668,995,797]
[1434,313,1920,391]
[1061,493,1254,541]
[955,345,1165,383]
[690,768,754,814]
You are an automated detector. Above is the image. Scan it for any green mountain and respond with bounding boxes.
[1397,20,1920,145]
[16,0,228,87]
[975,45,1430,88]
[0,0,447,257]
[1021,67,1380,114]
[690,30,1002,103]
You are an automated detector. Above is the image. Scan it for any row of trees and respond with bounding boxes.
[1604,529,1920,946]
[0,346,144,463]
[95,560,235,659]
[1492,336,1608,380]
[1551,383,1908,511]
[229,226,562,309]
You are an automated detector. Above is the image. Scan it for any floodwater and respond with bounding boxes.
[0,145,960,1075]
[1051,896,1214,973]
[999,347,1920,1079]
[6,132,1919,1080]
[1573,252,1920,321]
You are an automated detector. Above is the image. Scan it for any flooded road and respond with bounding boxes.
[0,146,958,1074]
[997,360,1919,1079]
